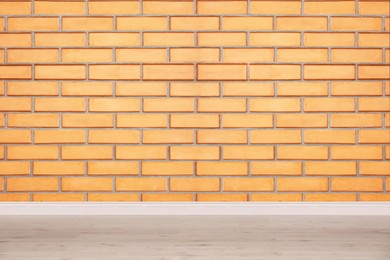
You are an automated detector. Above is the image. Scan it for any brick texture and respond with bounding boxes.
[0,0,389,202]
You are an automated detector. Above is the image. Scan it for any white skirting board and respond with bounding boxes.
[0,202,389,215]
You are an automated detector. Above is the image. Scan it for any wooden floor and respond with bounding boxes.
[0,216,389,259]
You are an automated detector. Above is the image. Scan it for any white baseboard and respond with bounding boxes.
[0,202,389,215]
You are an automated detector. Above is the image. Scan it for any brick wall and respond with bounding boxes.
[0,0,389,202]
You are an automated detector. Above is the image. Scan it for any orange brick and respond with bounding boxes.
[117,48,167,62]
[170,178,219,192]
[89,1,139,15]
[250,1,301,15]
[89,65,140,80]
[34,162,84,176]
[143,98,194,112]
[386,18,390,31]
[63,17,113,31]
[34,130,85,144]
[143,33,194,47]
[0,130,30,144]
[251,98,300,112]
[0,114,3,127]
[197,194,248,202]
[304,1,355,14]
[331,114,382,128]
[278,49,328,63]
[277,17,327,31]
[8,49,58,63]
[0,194,30,202]
[143,1,194,15]
[117,82,167,96]
[332,49,383,63]
[198,98,246,112]
[0,97,31,111]
[332,146,382,160]
[277,114,328,128]
[304,33,355,47]
[116,178,166,191]
[170,82,220,97]
[117,17,167,30]
[8,17,59,31]
[170,48,219,62]
[171,114,219,128]
[223,48,274,63]
[35,33,86,47]
[251,193,302,202]
[8,114,59,128]
[278,178,328,192]
[223,114,273,128]
[7,146,58,160]
[224,178,274,192]
[386,146,390,160]
[388,177,390,191]
[143,65,194,80]
[251,130,301,144]
[0,66,31,79]
[143,130,194,144]
[197,130,247,144]
[359,65,390,80]
[359,130,390,144]
[332,178,383,192]
[223,17,273,30]
[116,146,167,160]
[89,98,139,112]
[62,49,112,62]
[7,178,58,192]
[8,82,58,96]
[171,17,219,30]
[88,130,139,144]
[305,65,355,80]
[305,194,356,202]
[0,1,31,15]
[278,146,328,160]
[142,162,193,176]
[305,130,355,144]
[360,162,390,176]
[197,162,247,176]
[62,82,112,96]
[250,33,300,47]
[359,98,390,112]
[306,162,356,176]
[359,1,390,15]
[223,146,273,160]
[198,32,247,46]
[359,33,390,47]
[198,1,247,15]
[62,146,112,160]
[0,162,30,175]
[35,98,86,112]
[89,33,139,47]
[198,64,246,80]
[142,193,194,202]
[35,1,85,15]
[62,177,112,191]
[331,17,382,31]
[170,146,220,160]
[88,161,138,175]
[224,82,274,97]
[360,194,390,202]
[35,65,85,80]
[250,65,301,80]
[277,82,328,96]
[0,33,31,47]
[116,114,167,128]
[0,49,3,60]
[0,145,3,159]
[33,193,84,202]
[386,113,390,127]
[304,98,355,112]
[88,193,138,202]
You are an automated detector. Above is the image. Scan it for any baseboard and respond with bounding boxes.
[0,202,389,215]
